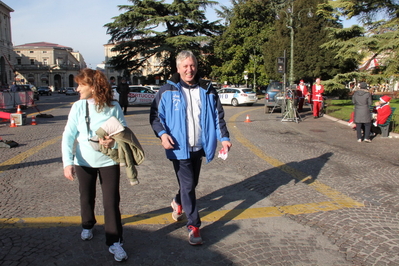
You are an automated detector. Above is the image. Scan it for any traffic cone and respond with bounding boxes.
[31,116,37,125]
[10,117,17,127]
[16,105,22,114]
[244,114,252,123]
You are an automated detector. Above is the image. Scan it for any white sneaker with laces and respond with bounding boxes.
[109,242,128,262]
[81,229,93,240]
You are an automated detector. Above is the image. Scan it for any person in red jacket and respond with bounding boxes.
[296,79,308,112]
[374,95,392,126]
[311,78,324,118]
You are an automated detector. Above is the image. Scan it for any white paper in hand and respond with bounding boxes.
[218,148,228,160]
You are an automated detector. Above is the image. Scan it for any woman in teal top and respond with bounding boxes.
[62,68,128,262]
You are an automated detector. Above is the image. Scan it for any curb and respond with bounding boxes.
[323,114,399,138]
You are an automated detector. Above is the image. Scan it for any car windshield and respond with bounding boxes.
[269,83,283,91]
[242,89,255,93]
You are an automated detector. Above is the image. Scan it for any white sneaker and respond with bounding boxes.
[81,229,93,240]
[109,242,128,262]
[357,139,362,143]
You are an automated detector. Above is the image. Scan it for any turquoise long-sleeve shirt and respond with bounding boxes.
[62,99,127,168]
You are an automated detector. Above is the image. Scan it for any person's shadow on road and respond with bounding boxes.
[123,152,333,246]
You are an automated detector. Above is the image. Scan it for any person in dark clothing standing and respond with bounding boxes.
[352,82,372,142]
[116,78,129,115]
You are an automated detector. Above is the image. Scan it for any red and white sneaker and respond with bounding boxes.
[188,225,203,245]
[171,199,184,221]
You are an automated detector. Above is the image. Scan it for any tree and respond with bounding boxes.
[105,0,222,80]
[263,0,355,86]
[320,0,399,89]
[211,0,275,87]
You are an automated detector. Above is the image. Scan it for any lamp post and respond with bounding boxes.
[276,1,312,85]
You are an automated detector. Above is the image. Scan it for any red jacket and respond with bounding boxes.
[312,84,324,102]
[376,104,391,125]
[297,84,308,98]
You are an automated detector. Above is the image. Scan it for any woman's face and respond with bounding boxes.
[77,83,93,100]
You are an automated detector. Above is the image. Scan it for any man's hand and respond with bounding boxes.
[221,140,232,152]
[160,133,175,149]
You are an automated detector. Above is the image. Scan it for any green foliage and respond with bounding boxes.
[322,0,399,85]
[263,0,357,85]
[105,0,222,79]
[211,0,275,86]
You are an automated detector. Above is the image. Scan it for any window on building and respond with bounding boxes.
[56,58,64,65]
[43,59,48,65]
[17,58,21,65]
[43,51,47,53]
[30,59,35,65]
[30,51,34,53]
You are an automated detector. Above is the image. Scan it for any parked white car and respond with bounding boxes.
[145,85,162,92]
[217,87,258,106]
[112,85,156,105]
[127,86,156,105]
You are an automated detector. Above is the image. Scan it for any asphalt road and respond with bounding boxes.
[0,94,399,265]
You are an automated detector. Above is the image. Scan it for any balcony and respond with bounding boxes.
[14,64,81,71]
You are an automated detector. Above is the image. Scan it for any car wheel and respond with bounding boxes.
[231,98,239,107]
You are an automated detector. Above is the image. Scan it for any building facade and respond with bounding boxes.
[0,1,14,89]
[100,43,166,85]
[13,42,86,90]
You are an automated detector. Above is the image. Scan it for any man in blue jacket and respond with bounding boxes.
[150,50,232,245]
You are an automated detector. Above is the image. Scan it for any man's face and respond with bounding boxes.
[177,57,197,85]
[316,78,321,84]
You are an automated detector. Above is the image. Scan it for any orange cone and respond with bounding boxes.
[31,116,37,125]
[10,117,17,127]
[244,114,252,123]
[17,105,22,114]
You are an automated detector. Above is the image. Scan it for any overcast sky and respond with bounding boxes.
[8,0,229,68]
[8,0,355,69]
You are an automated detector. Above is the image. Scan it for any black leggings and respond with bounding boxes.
[75,165,123,246]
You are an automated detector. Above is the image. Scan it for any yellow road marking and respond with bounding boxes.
[0,107,363,228]
[0,136,62,174]
[0,199,358,229]
[228,108,363,211]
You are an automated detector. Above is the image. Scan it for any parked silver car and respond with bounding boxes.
[65,87,78,96]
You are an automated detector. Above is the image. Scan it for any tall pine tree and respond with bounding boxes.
[105,0,222,80]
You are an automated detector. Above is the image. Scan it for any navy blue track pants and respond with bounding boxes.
[171,149,204,228]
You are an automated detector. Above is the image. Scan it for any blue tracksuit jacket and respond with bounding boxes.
[149,73,230,163]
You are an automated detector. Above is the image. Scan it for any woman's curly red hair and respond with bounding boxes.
[75,68,114,112]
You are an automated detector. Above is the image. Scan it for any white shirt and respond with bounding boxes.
[181,85,202,151]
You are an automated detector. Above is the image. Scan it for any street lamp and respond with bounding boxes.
[276,1,312,85]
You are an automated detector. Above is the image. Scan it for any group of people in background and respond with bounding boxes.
[295,78,325,118]
[350,82,392,142]
[296,78,393,143]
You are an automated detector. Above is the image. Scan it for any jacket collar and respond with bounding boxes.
[170,73,212,92]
